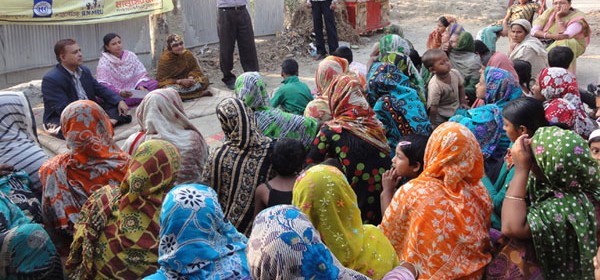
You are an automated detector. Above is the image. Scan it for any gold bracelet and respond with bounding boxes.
[505,195,525,201]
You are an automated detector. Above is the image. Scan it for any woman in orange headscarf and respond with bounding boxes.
[380,122,492,279]
[303,56,349,123]
[40,100,129,236]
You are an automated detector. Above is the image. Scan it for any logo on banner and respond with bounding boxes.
[82,0,105,16]
[33,0,53,17]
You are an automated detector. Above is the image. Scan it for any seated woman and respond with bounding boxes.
[0,164,43,224]
[293,164,400,279]
[380,122,492,279]
[201,98,273,236]
[235,72,319,148]
[532,0,591,71]
[248,205,378,280]
[156,34,210,100]
[0,192,63,279]
[486,97,548,230]
[450,104,504,184]
[532,67,596,139]
[478,0,542,52]
[121,88,209,184]
[0,92,48,199]
[304,56,349,123]
[306,75,390,225]
[145,184,250,279]
[472,66,523,182]
[447,32,482,104]
[501,126,600,278]
[40,100,129,236]
[509,19,549,80]
[427,16,457,49]
[66,140,181,279]
[97,33,158,107]
[367,63,432,153]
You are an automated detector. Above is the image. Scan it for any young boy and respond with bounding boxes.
[270,58,314,116]
[548,46,574,70]
[422,49,468,127]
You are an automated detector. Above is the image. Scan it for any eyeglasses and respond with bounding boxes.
[171,42,184,48]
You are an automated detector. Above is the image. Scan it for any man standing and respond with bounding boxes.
[217,0,259,90]
[42,39,130,139]
[307,0,339,60]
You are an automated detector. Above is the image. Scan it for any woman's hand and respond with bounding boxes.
[511,134,533,171]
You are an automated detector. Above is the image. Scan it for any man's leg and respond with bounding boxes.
[322,0,339,54]
[311,2,326,56]
[218,9,237,87]
[237,8,259,72]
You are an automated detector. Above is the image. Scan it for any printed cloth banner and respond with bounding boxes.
[0,0,173,25]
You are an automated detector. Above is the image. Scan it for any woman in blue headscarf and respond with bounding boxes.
[367,63,432,154]
[145,184,250,279]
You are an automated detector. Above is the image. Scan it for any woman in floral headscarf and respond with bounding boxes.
[146,184,250,279]
[366,63,431,154]
[449,104,504,180]
[40,100,129,235]
[248,205,378,280]
[293,164,400,279]
[201,98,273,236]
[66,139,181,280]
[306,75,390,225]
[304,56,349,123]
[502,126,600,278]
[533,67,596,139]
[380,122,492,279]
[235,72,318,148]
[121,88,209,184]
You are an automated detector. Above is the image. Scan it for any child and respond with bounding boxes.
[380,134,429,215]
[422,48,467,127]
[253,138,306,217]
[270,59,314,115]
[589,129,600,165]
[427,16,456,49]
[548,46,574,70]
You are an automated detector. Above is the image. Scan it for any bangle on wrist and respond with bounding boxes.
[505,195,526,201]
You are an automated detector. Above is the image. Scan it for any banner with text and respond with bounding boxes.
[0,0,173,25]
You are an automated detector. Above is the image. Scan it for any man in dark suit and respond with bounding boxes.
[42,38,131,139]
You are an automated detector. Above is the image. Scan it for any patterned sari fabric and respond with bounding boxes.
[534,7,591,59]
[539,67,596,139]
[527,126,600,279]
[156,49,209,100]
[480,67,523,110]
[487,52,519,82]
[449,104,503,159]
[366,63,432,151]
[326,75,390,155]
[0,91,48,199]
[121,88,209,184]
[377,54,426,104]
[380,122,492,279]
[0,171,43,224]
[0,193,63,279]
[39,100,129,234]
[201,98,273,236]
[292,165,399,279]
[66,140,181,280]
[146,184,250,279]
[304,57,349,122]
[247,205,370,280]
[378,34,411,58]
[235,72,319,148]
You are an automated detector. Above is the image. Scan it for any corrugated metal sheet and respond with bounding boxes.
[0,0,283,88]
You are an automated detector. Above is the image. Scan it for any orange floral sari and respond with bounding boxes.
[380,122,492,279]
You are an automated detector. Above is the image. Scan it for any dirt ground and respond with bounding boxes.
[197,0,600,95]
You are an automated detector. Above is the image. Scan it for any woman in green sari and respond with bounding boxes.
[531,0,591,71]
